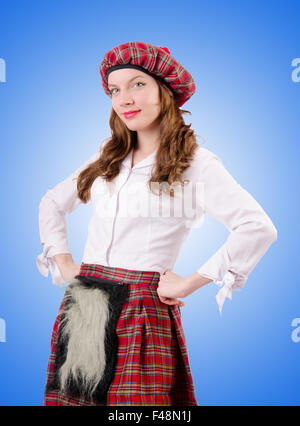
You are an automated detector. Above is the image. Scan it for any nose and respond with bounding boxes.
[118,89,134,106]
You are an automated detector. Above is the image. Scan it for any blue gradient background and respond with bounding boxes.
[0,0,299,406]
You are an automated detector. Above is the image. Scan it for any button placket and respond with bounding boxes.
[105,169,132,265]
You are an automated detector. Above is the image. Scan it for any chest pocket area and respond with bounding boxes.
[90,178,113,212]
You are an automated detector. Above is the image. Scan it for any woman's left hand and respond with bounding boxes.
[157,269,187,307]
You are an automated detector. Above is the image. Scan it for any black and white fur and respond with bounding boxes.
[46,275,128,404]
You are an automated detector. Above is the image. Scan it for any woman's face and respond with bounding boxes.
[107,68,161,132]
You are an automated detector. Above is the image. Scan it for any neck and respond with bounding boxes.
[135,131,160,155]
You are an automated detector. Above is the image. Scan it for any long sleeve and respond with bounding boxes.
[195,149,278,314]
[36,143,106,285]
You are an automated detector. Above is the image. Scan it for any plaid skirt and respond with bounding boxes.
[43,263,198,406]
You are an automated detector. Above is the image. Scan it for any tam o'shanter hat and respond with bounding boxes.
[99,41,196,107]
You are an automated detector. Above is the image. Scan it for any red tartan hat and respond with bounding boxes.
[99,41,196,107]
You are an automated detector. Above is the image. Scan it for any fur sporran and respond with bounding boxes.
[46,275,128,404]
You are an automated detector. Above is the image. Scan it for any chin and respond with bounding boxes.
[125,123,146,131]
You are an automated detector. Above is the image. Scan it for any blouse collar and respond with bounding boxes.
[122,146,158,170]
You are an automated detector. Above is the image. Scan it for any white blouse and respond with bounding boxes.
[36,137,277,314]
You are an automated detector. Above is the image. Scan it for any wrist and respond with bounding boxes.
[183,272,213,296]
[54,253,74,269]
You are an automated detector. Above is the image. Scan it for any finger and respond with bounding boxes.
[159,295,184,306]
[166,298,180,306]
[160,297,176,305]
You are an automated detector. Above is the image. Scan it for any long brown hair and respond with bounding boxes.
[77,81,202,203]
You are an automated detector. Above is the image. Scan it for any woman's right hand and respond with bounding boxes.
[60,262,81,283]
[54,253,81,283]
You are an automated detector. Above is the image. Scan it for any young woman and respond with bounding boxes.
[37,41,277,406]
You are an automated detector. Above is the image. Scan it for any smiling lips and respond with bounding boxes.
[123,110,141,119]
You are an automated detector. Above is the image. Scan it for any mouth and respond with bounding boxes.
[123,110,141,119]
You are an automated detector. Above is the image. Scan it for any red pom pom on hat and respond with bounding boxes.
[157,46,171,55]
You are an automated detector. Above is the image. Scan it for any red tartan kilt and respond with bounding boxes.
[43,263,198,406]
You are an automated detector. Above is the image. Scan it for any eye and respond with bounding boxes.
[135,82,145,88]
[110,81,145,95]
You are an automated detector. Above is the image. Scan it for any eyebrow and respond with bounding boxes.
[108,75,146,88]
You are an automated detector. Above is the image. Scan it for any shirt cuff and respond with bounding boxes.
[197,269,247,315]
[36,244,70,285]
